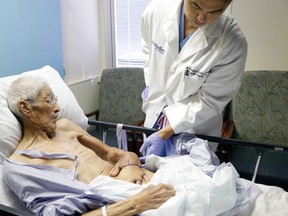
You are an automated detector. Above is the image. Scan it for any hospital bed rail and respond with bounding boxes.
[88,120,288,150]
[88,120,288,191]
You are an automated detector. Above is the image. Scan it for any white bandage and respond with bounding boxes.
[102,205,107,216]
[116,124,128,151]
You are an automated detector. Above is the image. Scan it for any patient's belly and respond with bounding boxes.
[77,159,154,184]
[76,158,115,183]
[11,151,154,185]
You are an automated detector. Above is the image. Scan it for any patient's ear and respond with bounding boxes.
[17,99,31,116]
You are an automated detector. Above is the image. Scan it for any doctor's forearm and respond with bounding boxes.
[158,125,175,140]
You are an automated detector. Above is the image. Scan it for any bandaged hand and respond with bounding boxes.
[139,132,168,161]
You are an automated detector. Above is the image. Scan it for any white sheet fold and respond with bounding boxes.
[89,138,262,216]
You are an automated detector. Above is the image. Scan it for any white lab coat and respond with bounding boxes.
[141,0,247,140]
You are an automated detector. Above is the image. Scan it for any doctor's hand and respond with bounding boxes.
[139,125,175,162]
[139,132,167,161]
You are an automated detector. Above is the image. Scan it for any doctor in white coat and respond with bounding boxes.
[139,0,247,156]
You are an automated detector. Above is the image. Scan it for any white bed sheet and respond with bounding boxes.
[249,183,288,216]
[87,176,288,216]
[1,166,288,216]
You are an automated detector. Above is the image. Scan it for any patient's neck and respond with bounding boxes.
[18,126,52,150]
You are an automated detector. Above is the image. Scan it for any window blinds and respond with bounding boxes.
[114,0,151,67]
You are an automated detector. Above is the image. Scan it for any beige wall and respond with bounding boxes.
[231,0,288,71]
[60,0,103,84]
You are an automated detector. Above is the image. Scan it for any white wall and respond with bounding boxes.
[60,0,111,114]
[68,78,100,115]
[231,0,288,71]
[60,0,103,84]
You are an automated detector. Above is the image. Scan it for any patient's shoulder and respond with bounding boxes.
[56,118,86,134]
[56,118,71,128]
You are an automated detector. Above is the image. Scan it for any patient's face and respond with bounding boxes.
[29,85,60,135]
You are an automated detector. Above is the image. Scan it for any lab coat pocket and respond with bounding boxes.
[179,69,208,99]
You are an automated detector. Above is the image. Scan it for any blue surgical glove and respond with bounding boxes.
[140,132,166,156]
[139,132,175,162]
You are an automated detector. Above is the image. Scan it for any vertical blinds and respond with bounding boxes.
[114,0,151,67]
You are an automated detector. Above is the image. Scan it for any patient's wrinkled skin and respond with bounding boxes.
[11,117,153,184]
[9,80,175,216]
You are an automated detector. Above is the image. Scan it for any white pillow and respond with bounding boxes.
[0,65,89,164]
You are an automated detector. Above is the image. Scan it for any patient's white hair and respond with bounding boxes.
[7,76,48,118]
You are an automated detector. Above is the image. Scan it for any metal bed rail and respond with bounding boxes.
[88,120,288,191]
[88,120,288,151]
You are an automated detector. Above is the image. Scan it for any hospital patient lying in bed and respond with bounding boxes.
[3,75,261,216]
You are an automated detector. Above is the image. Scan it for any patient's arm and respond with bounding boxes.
[106,147,142,177]
[78,133,141,176]
[115,164,153,184]
[62,119,141,176]
[82,183,176,216]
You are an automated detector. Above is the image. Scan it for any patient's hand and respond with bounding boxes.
[82,183,175,216]
[114,165,151,185]
[109,150,142,177]
[131,184,176,212]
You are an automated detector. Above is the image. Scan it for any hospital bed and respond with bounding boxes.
[0,66,288,215]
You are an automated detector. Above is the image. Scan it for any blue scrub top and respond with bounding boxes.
[179,1,193,51]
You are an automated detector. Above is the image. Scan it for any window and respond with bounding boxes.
[112,0,151,67]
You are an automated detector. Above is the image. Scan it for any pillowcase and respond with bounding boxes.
[0,65,89,164]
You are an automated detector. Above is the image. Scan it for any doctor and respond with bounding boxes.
[140,0,247,156]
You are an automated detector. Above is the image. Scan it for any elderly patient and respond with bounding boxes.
[3,76,175,216]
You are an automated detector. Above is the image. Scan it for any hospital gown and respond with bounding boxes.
[3,138,262,216]
[3,151,115,215]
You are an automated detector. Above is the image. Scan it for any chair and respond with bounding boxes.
[96,67,145,125]
[221,70,288,189]
[90,67,146,155]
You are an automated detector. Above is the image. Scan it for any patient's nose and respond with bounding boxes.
[53,103,60,113]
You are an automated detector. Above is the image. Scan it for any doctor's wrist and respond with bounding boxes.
[158,125,174,140]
